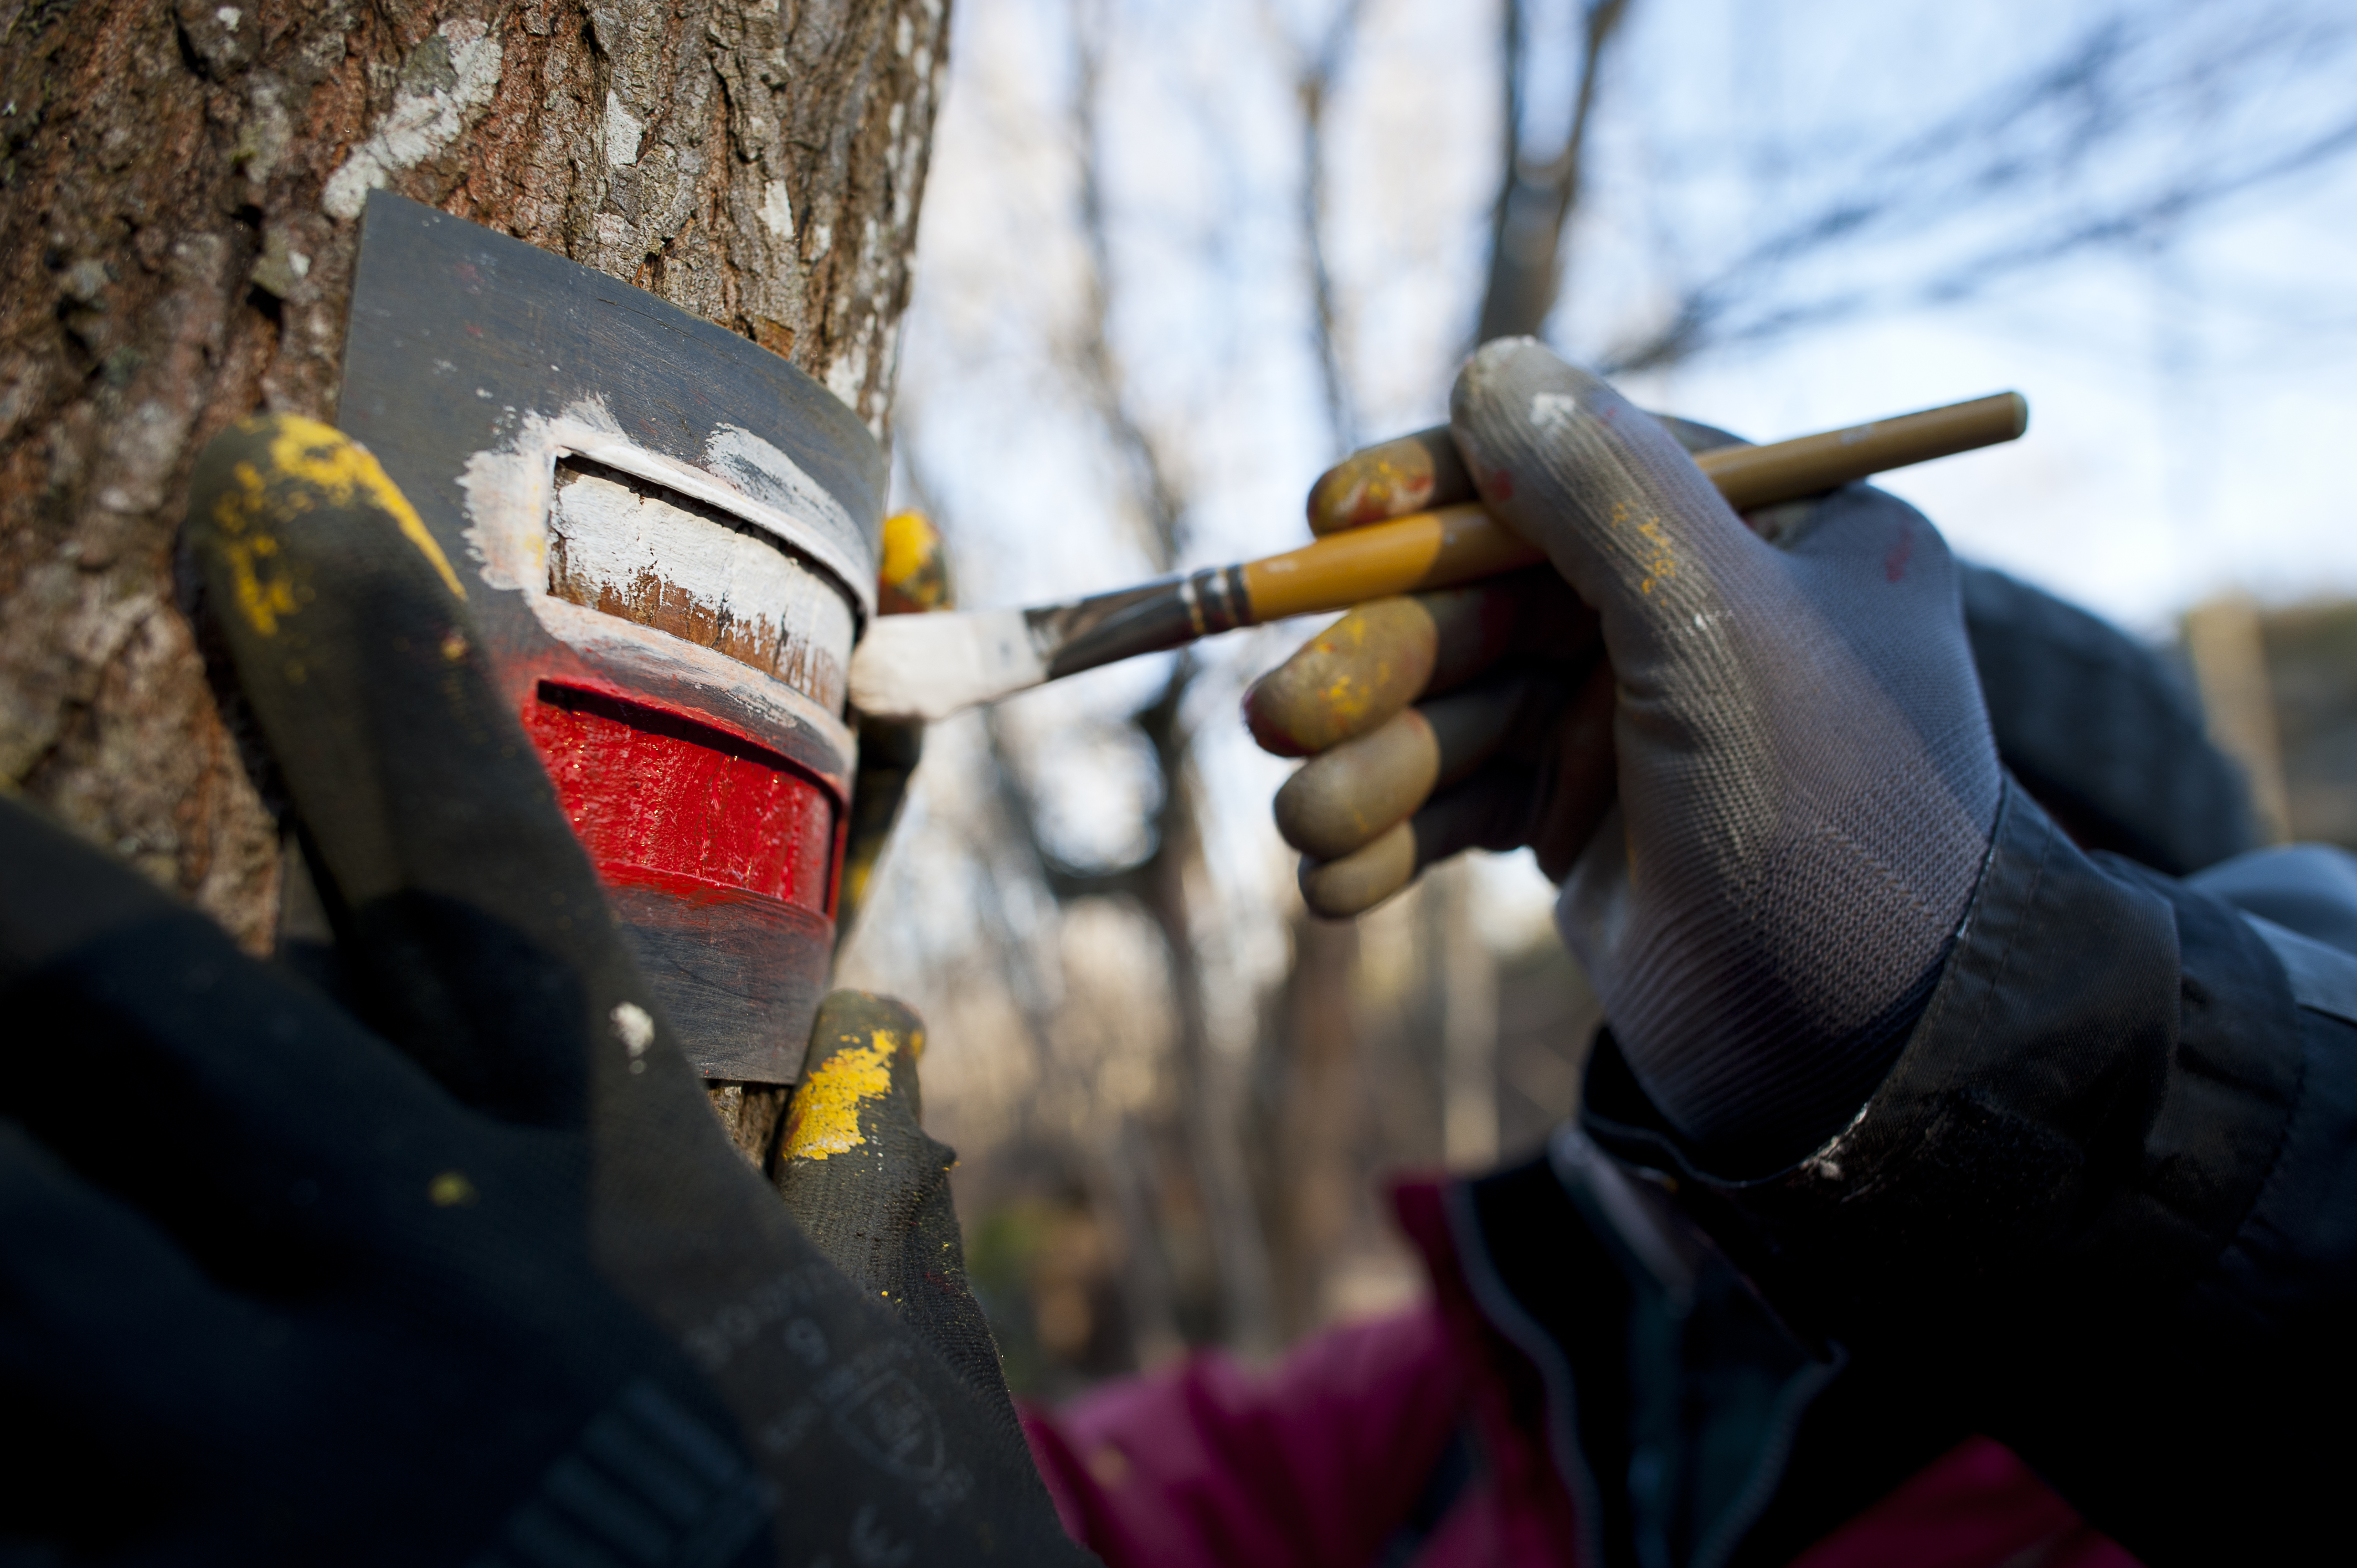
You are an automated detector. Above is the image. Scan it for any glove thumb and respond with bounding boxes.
[775,992,1022,1442]
[1448,338,1771,661]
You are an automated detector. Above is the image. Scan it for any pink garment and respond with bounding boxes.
[1023,1308,1464,1568]
[1020,1178,2143,1568]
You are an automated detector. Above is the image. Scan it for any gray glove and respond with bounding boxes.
[1449,339,2000,1166]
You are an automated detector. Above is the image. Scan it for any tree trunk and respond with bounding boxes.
[0,0,948,951]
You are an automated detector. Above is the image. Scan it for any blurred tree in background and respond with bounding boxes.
[839,0,2357,1397]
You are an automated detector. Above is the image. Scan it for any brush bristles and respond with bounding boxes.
[847,609,1048,723]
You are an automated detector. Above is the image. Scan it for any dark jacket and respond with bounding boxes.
[1027,566,2354,1567]
[1452,783,2357,1566]
[1405,567,2356,1566]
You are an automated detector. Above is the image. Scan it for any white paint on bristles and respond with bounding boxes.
[847,608,1048,723]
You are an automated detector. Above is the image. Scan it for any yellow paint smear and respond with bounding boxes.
[264,416,467,601]
[782,1028,919,1160]
[211,458,300,637]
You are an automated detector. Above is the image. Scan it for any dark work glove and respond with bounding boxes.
[771,993,1021,1445]
[0,417,1090,1565]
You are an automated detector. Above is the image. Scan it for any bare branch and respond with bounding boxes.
[1069,1,1192,571]
[1264,0,1371,455]
[1476,0,1634,344]
[1597,4,2357,374]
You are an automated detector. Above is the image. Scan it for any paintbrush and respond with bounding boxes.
[848,391,2029,723]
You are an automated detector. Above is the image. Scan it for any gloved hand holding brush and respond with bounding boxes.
[1250,339,2002,1167]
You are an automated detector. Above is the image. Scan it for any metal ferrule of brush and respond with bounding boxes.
[1179,564,1252,638]
[1035,564,1254,681]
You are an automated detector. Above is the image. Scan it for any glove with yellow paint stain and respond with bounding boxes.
[1254,341,2003,1173]
[773,990,1021,1442]
[836,512,953,940]
[0,416,1087,1564]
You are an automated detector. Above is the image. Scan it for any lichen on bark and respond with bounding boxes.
[0,0,950,950]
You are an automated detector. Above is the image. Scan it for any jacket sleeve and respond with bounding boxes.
[1578,777,2357,1565]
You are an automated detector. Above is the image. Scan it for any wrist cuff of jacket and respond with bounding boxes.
[1578,776,2303,1343]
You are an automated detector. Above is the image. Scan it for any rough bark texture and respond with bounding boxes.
[0,0,948,950]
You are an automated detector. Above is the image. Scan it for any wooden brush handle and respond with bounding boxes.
[1239,391,2027,623]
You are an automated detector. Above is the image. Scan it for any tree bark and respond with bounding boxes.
[0,0,949,950]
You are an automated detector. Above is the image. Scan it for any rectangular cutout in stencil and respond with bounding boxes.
[547,456,856,712]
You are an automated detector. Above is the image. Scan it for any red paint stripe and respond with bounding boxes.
[522,682,835,912]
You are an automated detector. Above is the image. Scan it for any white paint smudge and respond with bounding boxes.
[613,1001,655,1056]
[215,6,241,29]
[613,1000,654,1075]
[1531,391,1581,431]
[321,21,502,220]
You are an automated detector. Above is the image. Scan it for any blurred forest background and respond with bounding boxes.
[833,0,2357,1395]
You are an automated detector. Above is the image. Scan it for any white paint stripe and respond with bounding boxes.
[529,596,856,762]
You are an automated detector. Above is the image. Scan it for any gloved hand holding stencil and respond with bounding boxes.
[0,418,1085,1565]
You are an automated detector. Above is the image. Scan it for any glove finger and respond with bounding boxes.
[1305,425,1476,536]
[775,992,1020,1442]
[1273,674,1536,859]
[1297,766,1536,917]
[187,417,668,1126]
[1450,339,1762,659]
[841,511,951,937]
[1244,571,1572,757]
